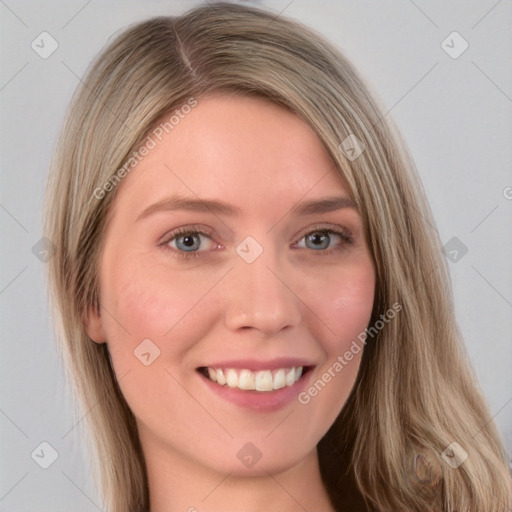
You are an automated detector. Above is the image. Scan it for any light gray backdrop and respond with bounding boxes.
[1,1,511,510]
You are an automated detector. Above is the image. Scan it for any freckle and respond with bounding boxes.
[334,300,346,309]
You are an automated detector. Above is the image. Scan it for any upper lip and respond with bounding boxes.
[197,357,315,371]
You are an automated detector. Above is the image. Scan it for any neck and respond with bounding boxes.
[143,438,335,512]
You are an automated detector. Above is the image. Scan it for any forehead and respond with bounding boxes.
[113,94,352,216]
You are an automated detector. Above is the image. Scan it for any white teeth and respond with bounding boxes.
[238,369,255,390]
[255,370,273,392]
[216,369,226,385]
[204,366,304,392]
[273,369,286,390]
[226,368,238,388]
[285,367,296,386]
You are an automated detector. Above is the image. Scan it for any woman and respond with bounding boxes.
[43,3,511,511]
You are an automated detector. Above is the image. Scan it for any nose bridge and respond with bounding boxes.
[223,242,301,334]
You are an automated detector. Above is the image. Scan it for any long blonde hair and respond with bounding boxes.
[44,3,511,511]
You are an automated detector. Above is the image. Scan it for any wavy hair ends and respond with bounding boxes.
[43,3,511,511]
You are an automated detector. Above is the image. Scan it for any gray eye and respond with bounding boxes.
[174,233,202,252]
[304,232,332,250]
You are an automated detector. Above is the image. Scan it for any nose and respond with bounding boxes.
[223,251,302,335]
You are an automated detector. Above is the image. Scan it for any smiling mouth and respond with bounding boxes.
[197,366,312,392]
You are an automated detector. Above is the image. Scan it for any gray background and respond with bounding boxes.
[1,1,511,510]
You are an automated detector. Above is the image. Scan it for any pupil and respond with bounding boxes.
[307,232,329,249]
[177,234,200,251]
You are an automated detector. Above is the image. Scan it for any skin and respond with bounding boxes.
[86,94,376,512]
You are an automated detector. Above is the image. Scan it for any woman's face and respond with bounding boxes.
[86,94,375,475]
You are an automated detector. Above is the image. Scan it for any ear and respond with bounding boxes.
[84,304,107,344]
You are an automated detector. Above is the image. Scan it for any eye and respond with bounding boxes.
[303,231,334,250]
[294,228,352,252]
[164,229,216,253]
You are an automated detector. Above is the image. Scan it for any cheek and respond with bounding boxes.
[297,260,374,419]
[98,257,218,371]
[308,259,375,351]
[97,260,224,433]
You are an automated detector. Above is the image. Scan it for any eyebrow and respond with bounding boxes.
[291,196,357,215]
[137,196,241,221]
[136,194,357,221]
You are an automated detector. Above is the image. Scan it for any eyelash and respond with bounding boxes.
[160,226,216,260]
[159,224,354,259]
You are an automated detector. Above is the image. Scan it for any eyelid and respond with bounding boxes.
[158,222,355,259]
[292,223,354,245]
[289,224,355,258]
[159,224,215,244]
[159,225,221,258]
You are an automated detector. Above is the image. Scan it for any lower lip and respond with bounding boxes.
[198,370,313,412]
